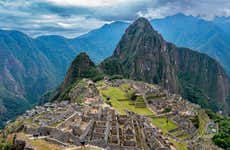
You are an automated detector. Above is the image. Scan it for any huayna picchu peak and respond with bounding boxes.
[113,17,165,59]
[1,16,230,150]
[101,17,230,114]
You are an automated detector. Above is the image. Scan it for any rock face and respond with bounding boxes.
[101,17,230,113]
[151,14,230,75]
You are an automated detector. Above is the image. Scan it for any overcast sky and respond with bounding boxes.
[0,0,230,37]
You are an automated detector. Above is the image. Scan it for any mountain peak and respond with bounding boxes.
[134,17,150,24]
[129,17,153,32]
[113,17,164,58]
[61,52,96,89]
[76,52,91,60]
[125,17,163,40]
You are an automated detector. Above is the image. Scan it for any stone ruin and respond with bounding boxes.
[19,104,174,150]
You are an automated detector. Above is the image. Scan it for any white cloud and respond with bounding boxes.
[0,0,229,37]
[43,0,146,8]
[137,0,230,20]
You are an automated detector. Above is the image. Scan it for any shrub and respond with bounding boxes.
[162,107,172,113]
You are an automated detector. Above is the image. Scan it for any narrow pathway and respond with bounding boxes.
[56,111,78,129]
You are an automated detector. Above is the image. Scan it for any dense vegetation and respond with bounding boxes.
[0,139,13,150]
[206,110,230,149]
[0,97,30,128]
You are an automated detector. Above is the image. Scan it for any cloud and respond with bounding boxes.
[42,0,148,8]
[137,0,230,20]
[0,0,229,37]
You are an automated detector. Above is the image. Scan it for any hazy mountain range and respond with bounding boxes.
[0,13,230,127]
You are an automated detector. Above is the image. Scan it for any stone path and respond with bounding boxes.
[57,111,78,129]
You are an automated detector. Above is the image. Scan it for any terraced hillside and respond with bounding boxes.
[0,78,221,150]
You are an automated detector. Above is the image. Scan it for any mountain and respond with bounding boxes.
[36,21,129,64]
[53,52,103,101]
[61,52,102,90]
[36,14,230,75]
[0,30,59,127]
[151,14,230,74]
[101,17,230,114]
[0,21,128,127]
[213,16,230,35]
[35,35,77,81]
[68,21,129,63]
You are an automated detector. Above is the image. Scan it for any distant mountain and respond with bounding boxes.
[36,14,230,75]
[35,35,77,81]
[37,21,129,63]
[151,14,230,74]
[68,21,129,63]
[101,18,230,114]
[213,16,230,35]
[0,30,59,127]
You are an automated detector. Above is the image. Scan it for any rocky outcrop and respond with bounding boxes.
[101,17,230,114]
[14,139,26,150]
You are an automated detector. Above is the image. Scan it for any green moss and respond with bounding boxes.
[169,139,188,150]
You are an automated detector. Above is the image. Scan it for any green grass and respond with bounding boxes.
[100,86,153,115]
[198,109,209,136]
[150,117,178,133]
[172,130,190,140]
[120,83,130,90]
[169,139,188,150]
[95,80,104,87]
[150,117,188,149]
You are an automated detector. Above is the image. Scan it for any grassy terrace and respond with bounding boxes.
[198,109,210,136]
[169,139,188,150]
[150,117,177,133]
[150,117,188,150]
[99,85,154,115]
